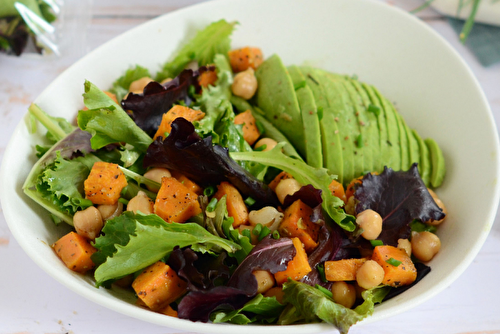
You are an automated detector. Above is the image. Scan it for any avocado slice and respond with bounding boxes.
[401,114,420,170]
[350,78,380,174]
[255,54,306,157]
[300,66,344,184]
[343,77,373,174]
[362,83,390,174]
[394,111,410,172]
[374,89,401,171]
[425,138,446,188]
[287,65,323,168]
[412,129,431,186]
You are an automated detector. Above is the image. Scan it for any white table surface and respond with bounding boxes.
[1,1,500,333]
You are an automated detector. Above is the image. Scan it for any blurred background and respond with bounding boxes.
[0,0,499,333]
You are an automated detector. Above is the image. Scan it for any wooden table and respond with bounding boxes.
[1,1,499,333]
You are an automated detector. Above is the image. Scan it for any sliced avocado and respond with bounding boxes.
[255,54,306,157]
[343,77,373,174]
[425,138,446,188]
[401,114,420,170]
[288,65,323,168]
[362,83,390,174]
[412,129,431,186]
[374,89,401,171]
[395,112,410,172]
[300,66,344,184]
[350,78,380,174]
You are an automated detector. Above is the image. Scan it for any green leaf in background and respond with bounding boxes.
[212,294,286,324]
[156,19,236,81]
[109,65,151,102]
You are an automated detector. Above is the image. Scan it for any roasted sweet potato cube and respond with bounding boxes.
[153,105,205,140]
[278,200,320,253]
[154,177,201,223]
[372,245,417,287]
[170,171,203,195]
[234,110,260,145]
[132,261,187,311]
[228,47,264,73]
[268,171,293,192]
[159,304,178,317]
[84,162,127,205]
[274,238,311,285]
[52,232,97,274]
[214,182,248,227]
[328,179,347,204]
[198,69,218,88]
[324,258,368,281]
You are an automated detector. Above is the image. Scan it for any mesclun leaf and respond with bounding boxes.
[109,65,151,102]
[143,118,279,208]
[354,164,445,246]
[211,294,286,324]
[94,220,240,284]
[281,281,390,334]
[230,145,356,231]
[121,68,200,136]
[156,19,236,81]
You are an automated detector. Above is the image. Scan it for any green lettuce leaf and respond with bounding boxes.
[28,103,74,144]
[94,217,241,284]
[280,281,390,334]
[230,145,356,231]
[109,65,151,102]
[156,19,236,81]
[211,294,285,324]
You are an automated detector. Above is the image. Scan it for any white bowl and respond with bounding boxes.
[1,0,499,333]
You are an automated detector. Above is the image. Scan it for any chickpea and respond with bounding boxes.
[356,209,382,240]
[143,168,171,192]
[411,231,441,262]
[331,282,356,309]
[248,206,284,231]
[426,189,447,226]
[74,206,104,240]
[238,225,258,244]
[356,260,385,289]
[264,287,285,304]
[128,77,153,94]
[97,202,123,221]
[275,178,302,204]
[255,138,278,152]
[126,191,154,215]
[397,238,412,257]
[253,270,275,294]
[231,68,258,100]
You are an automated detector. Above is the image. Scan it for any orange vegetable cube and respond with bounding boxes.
[328,179,346,204]
[52,232,97,274]
[371,245,417,287]
[198,69,218,88]
[159,304,178,317]
[84,162,127,205]
[214,182,248,227]
[324,258,368,281]
[234,110,260,145]
[268,171,293,192]
[170,171,203,196]
[228,47,264,73]
[154,177,201,223]
[132,261,187,311]
[153,105,205,140]
[278,200,320,253]
[274,238,312,285]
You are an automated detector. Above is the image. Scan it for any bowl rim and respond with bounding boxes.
[1,0,499,332]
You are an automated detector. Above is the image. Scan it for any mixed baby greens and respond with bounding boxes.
[23,19,447,333]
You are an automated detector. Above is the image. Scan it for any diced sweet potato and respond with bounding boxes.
[371,245,417,287]
[278,200,320,253]
[154,177,201,223]
[84,162,128,205]
[132,261,187,311]
[52,232,97,274]
[268,171,293,192]
[234,110,260,145]
[324,258,368,281]
[153,105,205,140]
[274,237,311,285]
[328,179,346,204]
[198,69,218,88]
[228,47,264,73]
[345,176,363,201]
[170,171,203,195]
[214,182,249,227]
[159,304,178,317]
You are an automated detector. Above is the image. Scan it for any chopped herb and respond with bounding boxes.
[316,263,328,283]
[255,120,265,135]
[244,196,257,206]
[206,198,218,212]
[252,223,263,235]
[315,284,333,299]
[367,104,381,117]
[241,228,252,240]
[317,106,324,122]
[258,226,271,241]
[294,80,307,90]
[203,185,217,197]
[272,230,280,239]
[370,240,384,247]
[118,198,129,205]
[410,220,437,234]
[386,258,402,267]
[188,85,196,96]
[356,134,363,148]
[254,144,267,152]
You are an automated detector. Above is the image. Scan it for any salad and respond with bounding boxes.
[23,20,447,333]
